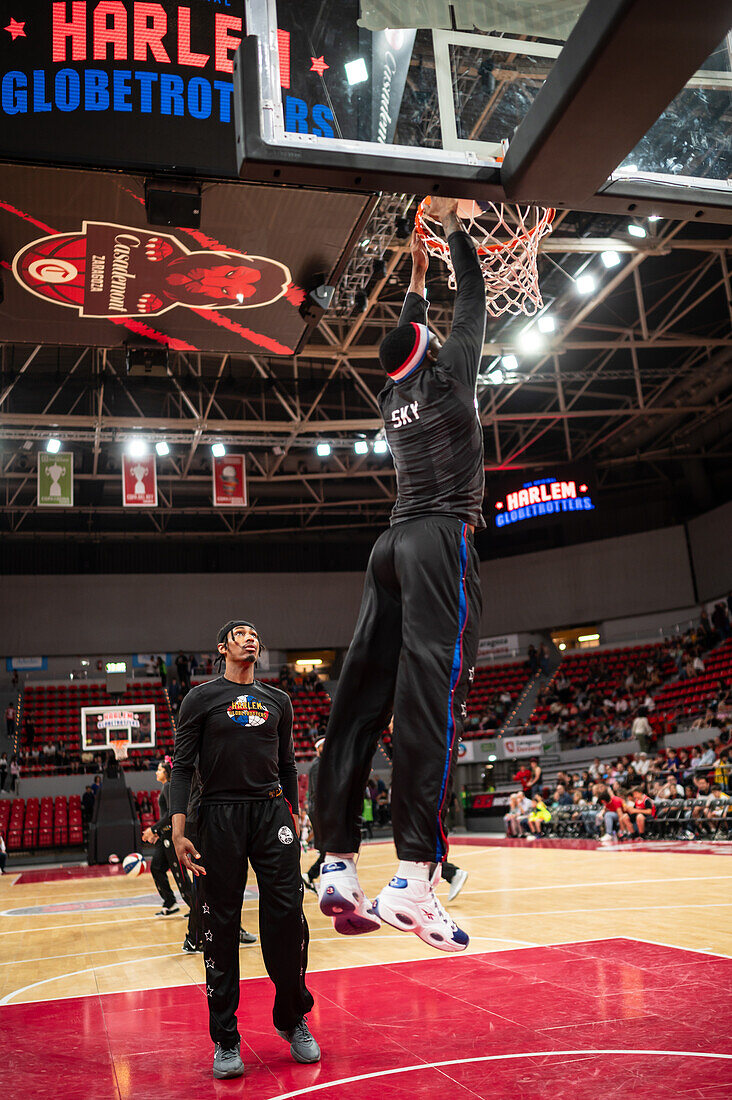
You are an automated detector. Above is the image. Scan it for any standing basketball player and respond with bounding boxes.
[316,197,485,952]
[171,621,318,1079]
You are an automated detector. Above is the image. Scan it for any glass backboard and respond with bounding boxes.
[238,0,732,220]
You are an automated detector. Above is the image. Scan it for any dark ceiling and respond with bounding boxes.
[1,198,731,574]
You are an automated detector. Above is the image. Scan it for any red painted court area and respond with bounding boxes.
[3,939,731,1099]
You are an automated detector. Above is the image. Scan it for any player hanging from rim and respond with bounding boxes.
[170,621,319,1080]
[316,197,486,952]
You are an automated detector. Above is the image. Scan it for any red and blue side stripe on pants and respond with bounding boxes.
[435,523,470,862]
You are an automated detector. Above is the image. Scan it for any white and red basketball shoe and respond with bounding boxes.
[318,856,381,935]
[374,864,469,952]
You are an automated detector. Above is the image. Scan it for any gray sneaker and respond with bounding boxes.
[277,1017,321,1064]
[213,1041,245,1079]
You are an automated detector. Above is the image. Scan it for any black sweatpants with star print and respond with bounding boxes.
[198,796,313,1049]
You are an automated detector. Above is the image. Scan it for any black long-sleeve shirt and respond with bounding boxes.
[169,677,298,817]
[380,230,487,529]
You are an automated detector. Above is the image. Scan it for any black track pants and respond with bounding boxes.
[317,515,481,863]
[150,842,176,908]
[198,798,314,1049]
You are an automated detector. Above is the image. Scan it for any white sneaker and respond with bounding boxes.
[599,834,616,845]
[374,866,469,953]
[447,867,468,903]
[318,858,381,935]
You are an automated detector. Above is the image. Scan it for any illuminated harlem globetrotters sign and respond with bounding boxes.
[493,474,595,529]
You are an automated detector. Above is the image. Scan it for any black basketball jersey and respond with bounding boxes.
[379,231,487,529]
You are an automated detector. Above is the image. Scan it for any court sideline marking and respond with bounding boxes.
[2,931,730,1008]
[266,1050,732,1100]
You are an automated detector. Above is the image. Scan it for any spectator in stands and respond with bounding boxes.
[5,702,14,738]
[157,656,167,688]
[632,708,653,753]
[91,774,102,799]
[189,654,198,679]
[527,757,543,796]
[526,794,551,837]
[632,752,651,778]
[699,741,717,768]
[712,602,730,639]
[589,757,605,782]
[598,788,630,844]
[0,752,7,791]
[82,785,95,822]
[627,787,655,836]
[168,676,181,712]
[176,652,191,693]
[714,749,730,790]
[504,790,531,837]
[552,783,574,809]
[8,755,20,793]
[513,763,532,793]
[658,775,683,799]
[527,645,538,675]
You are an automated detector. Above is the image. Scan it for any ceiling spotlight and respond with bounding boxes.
[518,329,542,353]
[345,57,368,85]
[211,443,226,458]
[501,354,518,371]
[601,250,621,268]
[316,442,331,457]
[537,314,555,333]
[488,369,504,385]
[127,438,148,458]
[627,223,647,238]
[558,642,567,651]
[372,258,387,281]
[46,437,62,454]
[354,440,369,455]
[648,215,662,222]
[575,274,596,295]
[373,439,388,454]
[353,290,368,313]
[155,441,170,456]
[360,237,371,248]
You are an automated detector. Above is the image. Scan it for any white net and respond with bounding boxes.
[110,739,129,761]
[415,198,555,318]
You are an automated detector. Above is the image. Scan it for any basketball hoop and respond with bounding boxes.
[110,739,129,762]
[414,196,555,318]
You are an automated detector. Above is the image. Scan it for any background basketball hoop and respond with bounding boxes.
[415,196,555,318]
[110,739,129,762]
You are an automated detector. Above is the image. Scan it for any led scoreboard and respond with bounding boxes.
[492,467,597,531]
[0,2,245,176]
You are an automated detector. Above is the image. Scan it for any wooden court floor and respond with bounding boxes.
[1,838,730,1008]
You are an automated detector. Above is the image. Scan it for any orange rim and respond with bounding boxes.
[414,196,555,257]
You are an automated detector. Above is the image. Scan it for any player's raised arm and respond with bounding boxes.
[397,231,430,326]
[430,197,487,387]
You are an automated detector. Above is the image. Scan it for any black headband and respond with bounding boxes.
[217,620,256,645]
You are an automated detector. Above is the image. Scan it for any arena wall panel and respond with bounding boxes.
[687,500,732,602]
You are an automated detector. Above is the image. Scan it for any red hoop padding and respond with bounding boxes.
[415,196,555,317]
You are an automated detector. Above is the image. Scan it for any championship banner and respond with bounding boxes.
[122,454,158,507]
[213,454,247,507]
[37,451,73,506]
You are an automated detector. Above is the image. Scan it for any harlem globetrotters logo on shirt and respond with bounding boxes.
[227,696,269,728]
[11,222,292,320]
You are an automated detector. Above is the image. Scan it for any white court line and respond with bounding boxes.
[1,934,727,1010]
[0,934,539,1004]
[267,1050,732,1100]
[0,952,184,1006]
[2,890,731,938]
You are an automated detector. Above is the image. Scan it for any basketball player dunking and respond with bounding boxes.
[316,197,486,952]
